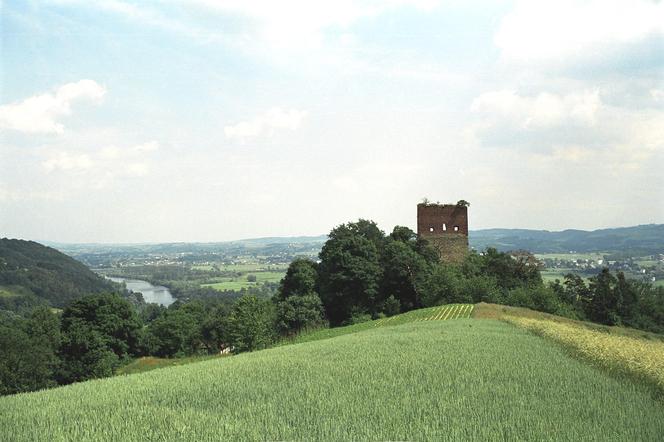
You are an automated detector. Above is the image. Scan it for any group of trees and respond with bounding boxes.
[0,293,277,395]
[272,220,547,331]
[271,220,664,335]
[549,270,664,332]
[1,295,139,395]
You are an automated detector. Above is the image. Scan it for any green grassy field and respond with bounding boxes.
[536,252,606,261]
[540,269,572,282]
[116,355,225,375]
[284,303,473,345]
[635,260,658,267]
[2,317,663,440]
[201,271,285,291]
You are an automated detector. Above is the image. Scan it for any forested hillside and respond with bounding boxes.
[0,238,116,312]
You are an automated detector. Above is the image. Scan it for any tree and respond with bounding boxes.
[463,275,502,304]
[275,294,325,335]
[226,295,275,352]
[416,263,468,306]
[58,325,118,383]
[274,258,325,335]
[318,221,384,325]
[60,293,142,358]
[381,240,427,311]
[465,248,541,290]
[615,272,637,322]
[0,312,60,395]
[587,268,620,325]
[200,303,232,353]
[58,294,141,382]
[277,258,318,301]
[390,226,417,244]
[147,301,206,357]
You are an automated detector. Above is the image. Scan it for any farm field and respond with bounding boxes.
[284,303,474,345]
[2,319,663,440]
[535,252,607,261]
[201,271,285,291]
[202,263,288,272]
[540,269,574,282]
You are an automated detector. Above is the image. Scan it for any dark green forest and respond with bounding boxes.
[1,224,663,396]
[0,238,116,313]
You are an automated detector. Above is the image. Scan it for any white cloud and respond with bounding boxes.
[0,185,66,202]
[470,88,664,174]
[42,151,94,172]
[126,163,150,177]
[471,89,601,129]
[132,140,160,152]
[495,0,664,64]
[651,89,664,102]
[42,141,159,184]
[0,80,106,134]
[224,108,307,142]
[494,0,664,61]
[194,0,439,50]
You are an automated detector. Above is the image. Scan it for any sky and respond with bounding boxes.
[1,0,663,243]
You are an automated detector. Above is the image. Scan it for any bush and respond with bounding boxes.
[226,295,276,353]
[275,293,325,335]
[417,264,467,307]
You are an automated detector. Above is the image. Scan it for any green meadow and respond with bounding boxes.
[2,317,663,441]
[201,271,285,291]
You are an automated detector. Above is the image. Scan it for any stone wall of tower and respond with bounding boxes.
[417,203,469,264]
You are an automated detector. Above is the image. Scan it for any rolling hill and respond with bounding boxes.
[1,306,662,440]
[470,224,664,253]
[47,225,664,262]
[0,238,117,312]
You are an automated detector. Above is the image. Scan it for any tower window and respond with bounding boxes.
[443,223,447,231]
[454,226,459,232]
[429,227,434,232]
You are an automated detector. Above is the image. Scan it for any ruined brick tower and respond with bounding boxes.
[417,202,469,263]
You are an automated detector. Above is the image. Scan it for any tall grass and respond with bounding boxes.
[2,319,663,441]
[503,316,664,395]
[282,303,473,345]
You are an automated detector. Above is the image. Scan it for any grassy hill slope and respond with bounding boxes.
[2,319,663,441]
[0,238,116,312]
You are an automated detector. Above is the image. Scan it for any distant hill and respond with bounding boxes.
[0,238,117,312]
[45,235,328,254]
[45,236,329,267]
[470,224,664,254]
[45,225,664,262]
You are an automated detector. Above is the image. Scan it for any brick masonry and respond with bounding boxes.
[417,203,469,263]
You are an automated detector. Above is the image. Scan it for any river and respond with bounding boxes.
[107,276,175,307]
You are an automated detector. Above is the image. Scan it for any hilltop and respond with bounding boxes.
[1,310,663,441]
[0,238,116,312]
